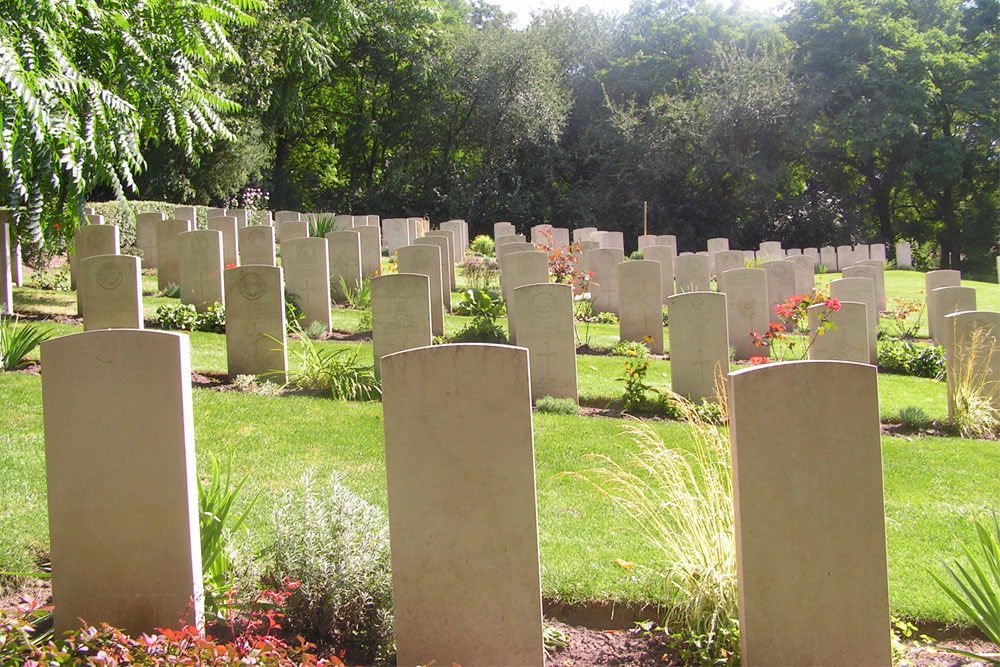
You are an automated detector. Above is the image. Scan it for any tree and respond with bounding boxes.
[0,0,261,249]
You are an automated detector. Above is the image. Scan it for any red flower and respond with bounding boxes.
[825,298,841,311]
[768,322,785,333]
[749,356,770,365]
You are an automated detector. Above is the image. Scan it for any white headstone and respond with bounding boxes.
[173,206,196,230]
[788,254,815,296]
[587,248,624,315]
[135,211,164,269]
[721,268,769,361]
[326,230,363,304]
[853,244,870,262]
[179,230,224,312]
[758,241,783,262]
[618,260,664,354]
[206,216,239,268]
[224,265,287,382]
[500,250,549,343]
[274,210,302,223]
[808,301,869,364]
[416,235,454,312]
[830,277,878,363]
[925,269,962,339]
[0,221,11,315]
[75,225,120,315]
[943,310,1000,420]
[836,245,854,271]
[78,255,143,331]
[513,283,578,401]
[383,218,412,255]
[846,262,886,311]
[155,219,188,291]
[371,273,432,379]
[600,231,624,251]
[642,245,675,303]
[930,286,977,346]
[494,221,516,239]
[714,250,745,292]
[895,241,912,268]
[275,220,308,244]
[869,243,886,265]
[397,244,445,336]
[668,291,728,402]
[237,224,276,266]
[820,246,837,272]
[803,248,820,266]
[283,237,332,331]
[638,235,657,250]
[674,253,711,293]
[358,224,382,279]
[762,260,797,328]
[572,227,597,243]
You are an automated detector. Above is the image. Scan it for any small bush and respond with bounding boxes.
[469,234,495,257]
[628,249,644,260]
[897,406,928,428]
[267,471,394,664]
[535,396,581,415]
[24,268,70,291]
[878,337,945,378]
[198,302,227,333]
[232,374,283,396]
[950,325,1000,438]
[357,307,372,333]
[336,276,372,309]
[285,291,305,331]
[159,283,181,298]
[281,336,381,401]
[151,302,226,333]
[459,256,500,290]
[596,311,619,324]
[302,320,328,340]
[451,288,508,343]
[1,316,54,370]
[815,263,829,274]
[610,339,649,358]
[451,317,507,343]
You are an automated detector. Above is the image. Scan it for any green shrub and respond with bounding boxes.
[459,257,500,290]
[198,302,227,333]
[0,316,54,370]
[307,213,350,238]
[337,276,372,309]
[628,249,644,260]
[151,302,226,333]
[451,288,508,343]
[285,291,305,331]
[469,234,495,257]
[877,337,945,378]
[535,396,581,415]
[451,317,507,343]
[609,339,649,358]
[302,320,328,340]
[266,471,394,664]
[897,406,928,428]
[158,283,181,298]
[232,374,283,396]
[280,336,381,401]
[357,306,372,333]
[596,310,619,324]
[24,268,69,291]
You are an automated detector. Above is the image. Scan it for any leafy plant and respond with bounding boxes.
[469,234,495,257]
[620,356,651,412]
[158,283,181,298]
[285,291,305,331]
[336,276,372,309]
[458,256,500,290]
[596,310,619,324]
[198,302,227,333]
[151,302,226,333]
[929,512,1000,663]
[280,334,381,401]
[302,320,328,340]
[628,249,644,260]
[357,307,372,333]
[266,470,394,664]
[610,339,650,358]
[24,268,69,291]
[534,396,581,415]
[232,374,283,396]
[535,229,592,295]
[307,213,347,238]
[950,325,1000,438]
[880,297,925,339]
[897,406,928,428]
[451,288,508,343]
[543,624,570,655]
[878,337,945,378]
[198,454,257,617]
[0,316,53,371]
[569,397,738,663]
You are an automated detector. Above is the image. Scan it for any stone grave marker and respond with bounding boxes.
[550,227,570,248]
[656,235,677,252]
[155,219,188,291]
[0,220,11,315]
[174,206,196,230]
[853,244,870,262]
[382,218,411,255]
[440,221,465,261]
[573,227,597,243]
[943,311,1000,419]
[381,344,544,666]
[424,230,457,289]
[846,262,886,310]
[638,234,657,250]
[530,224,553,245]
[358,224,382,279]
[80,255,142,331]
[575,240,600,275]
[643,245,675,303]
[513,283,577,401]
[206,216,239,268]
[75,224,120,315]
[225,265,287,382]
[786,248,802,256]
[830,277,877,363]
[494,221,516,239]
[587,247,624,315]
[500,250,549,343]
[714,250,745,291]
[230,209,248,227]
[820,246,837,272]
[618,260,664,354]
[925,269,962,339]
[803,248,820,266]
[497,233,527,247]
[335,214,354,229]
[135,211,164,268]
[416,236,454,312]
[274,210,302,223]
[275,220,308,244]
[930,286,977,346]
[668,291,728,402]
[789,254,815,296]
[397,244,445,336]
[371,273,432,379]
[179,230,224,312]
[238,224,276,266]
[758,241,782,262]
[86,214,105,225]
[41,329,203,634]
[896,241,912,268]
[762,260,797,328]
[283,237,332,331]
[205,207,226,219]
[743,250,756,263]
[707,237,730,273]
[808,301,869,364]
[674,253,710,293]
[870,243,886,265]
[601,231,624,251]
[728,361,889,666]
[721,268,769,361]
[497,240,534,262]
[326,230,363,304]
[836,245,854,271]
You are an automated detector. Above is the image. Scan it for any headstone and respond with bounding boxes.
[550,227,570,248]
[416,236,454,312]
[617,260,664,354]
[224,265,287,382]
[587,248,624,315]
[365,214,381,227]
[930,286,977,346]
[86,214,105,226]
[381,344,544,666]
[9,231,21,287]
[237,224,276,266]
[135,211,164,268]
[283,237,332,331]
[836,245,854,271]
[895,241,912,268]
[575,240,600,276]
[656,235,677,253]
[758,241,783,262]
[383,218,412,255]
[869,244,886,265]
[674,253,711,293]
[853,244,870,262]
[743,250,756,263]
[230,209,248,227]
[721,268,769,361]
[178,230,224,312]
[440,221,465,261]
[943,311,1000,420]
[274,210,302,223]
[500,250,549,343]
[786,248,802,256]
[174,206,196,230]
[600,231,624,251]
[573,227,597,243]
[205,207,227,220]
[497,241,535,261]
[41,330,203,634]
[530,224,553,245]
[155,219,189,291]
[494,221,516,239]
[79,255,142,331]
[75,225,120,315]
[408,218,422,241]
[206,215,239,269]
[820,246,837,272]
[925,269,962,339]
[803,248,820,266]
[808,301,869,364]
[642,245,675,303]
[727,361,889,666]
[513,283,577,401]
[830,277,878,363]
[371,273,432,379]
[762,260,797,328]
[424,230,457,289]
[707,237,730,273]
[326,230,363,304]
[667,291,728,402]
[358,224,382,279]
[788,255,815,295]
[846,262,886,311]
[335,214,354,229]
[637,235,657,250]
[275,220,308,244]
[0,221,11,315]
[397,245,445,336]
[714,250,745,291]
[496,234,527,247]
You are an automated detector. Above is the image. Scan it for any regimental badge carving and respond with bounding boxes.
[530,292,557,319]
[239,272,266,300]
[96,261,123,290]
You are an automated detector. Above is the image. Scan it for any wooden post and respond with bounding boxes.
[643,201,648,236]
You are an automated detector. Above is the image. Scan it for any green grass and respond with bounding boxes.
[3,264,999,627]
